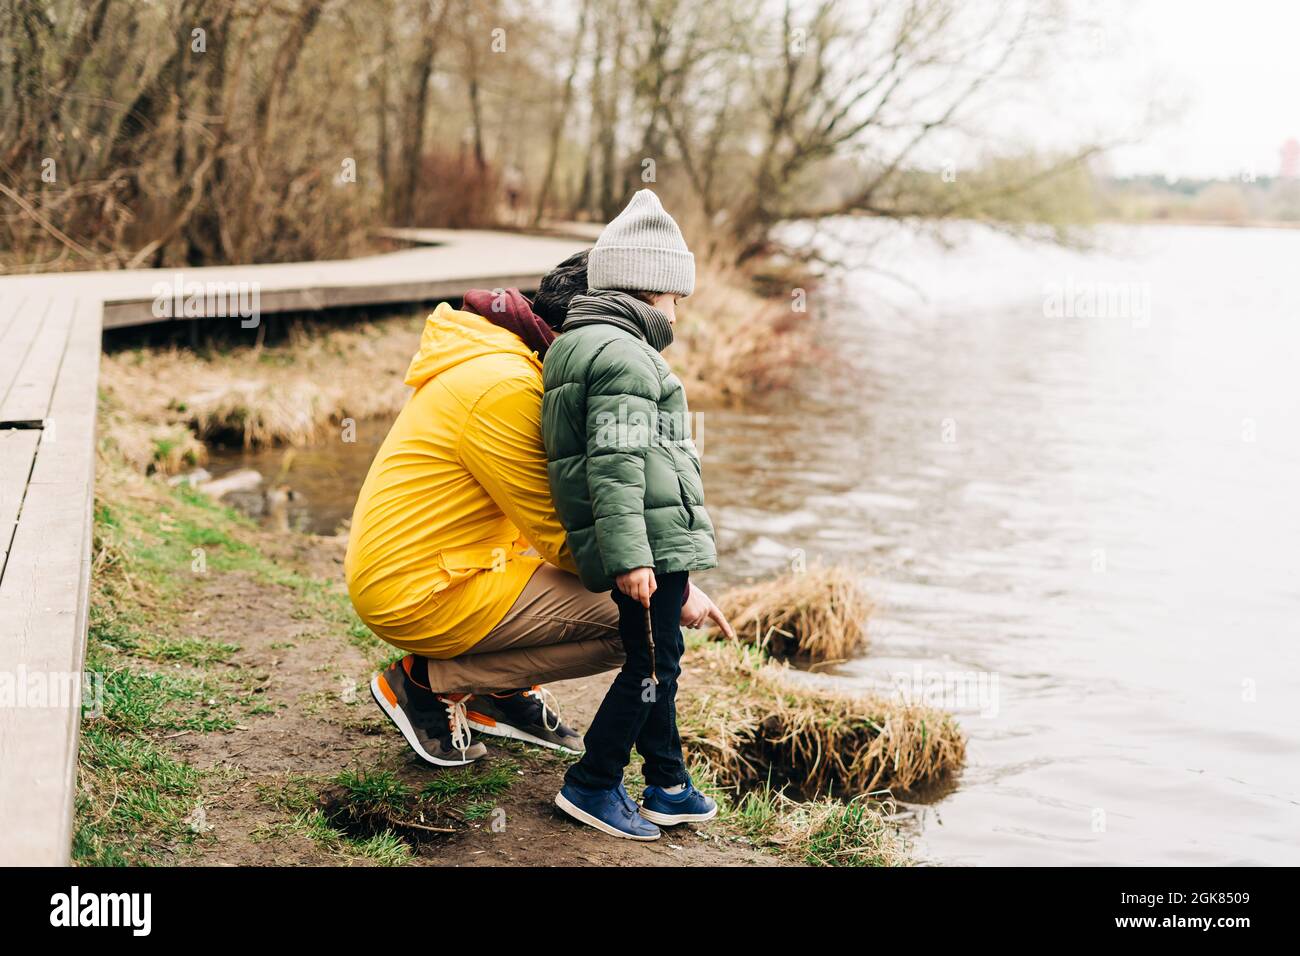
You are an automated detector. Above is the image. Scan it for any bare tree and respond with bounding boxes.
[0,0,1100,272]
[533,0,589,224]
[392,0,451,225]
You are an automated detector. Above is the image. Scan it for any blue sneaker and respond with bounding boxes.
[555,782,662,841]
[639,779,718,825]
[616,782,640,815]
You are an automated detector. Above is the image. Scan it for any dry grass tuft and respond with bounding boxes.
[100,316,421,452]
[99,259,812,462]
[710,563,873,662]
[99,412,210,476]
[680,641,965,797]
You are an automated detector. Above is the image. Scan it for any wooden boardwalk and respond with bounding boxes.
[0,228,589,864]
[0,291,99,866]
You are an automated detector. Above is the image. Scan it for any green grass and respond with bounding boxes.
[460,801,499,822]
[75,475,346,864]
[252,809,338,846]
[73,601,238,864]
[96,663,238,733]
[691,763,905,867]
[335,768,411,809]
[348,830,413,866]
[257,774,320,815]
[332,759,519,818]
[136,635,241,666]
[74,724,204,865]
[269,743,889,867]
[172,481,385,658]
[91,476,372,676]
[733,787,904,867]
[253,765,520,865]
[251,808,413,866]
[86,603,240,735]
[418,760,517,804]
[258,760,525,861]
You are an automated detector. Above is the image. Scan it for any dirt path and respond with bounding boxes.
[162,532,780,867]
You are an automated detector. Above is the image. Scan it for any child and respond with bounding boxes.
[541,190,720,840]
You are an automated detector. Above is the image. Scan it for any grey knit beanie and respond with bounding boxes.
[587,189,695,297]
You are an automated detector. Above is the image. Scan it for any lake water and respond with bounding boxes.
[704,222,1300,865]
[210,223,1300,865]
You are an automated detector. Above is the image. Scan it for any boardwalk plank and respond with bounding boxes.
[0,429,41,581]
[0,298,99,866]
[0,291,25,342]
[99,273,557,328]
[0,295,75,426]
[0,294,51,415]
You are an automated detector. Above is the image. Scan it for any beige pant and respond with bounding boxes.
[423,563,623,694]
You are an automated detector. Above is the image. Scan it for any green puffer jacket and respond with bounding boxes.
[542,290,717,593]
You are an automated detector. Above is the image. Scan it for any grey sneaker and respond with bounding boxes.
[371,658,487,766]
[467,686,584,753]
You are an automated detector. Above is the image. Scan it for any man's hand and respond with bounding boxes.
[615,567,657,607]
[681,585,736,640]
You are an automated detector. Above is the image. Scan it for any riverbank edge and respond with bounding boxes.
[82,260,963,866]
[77,436,966,866]
[100,260,814,477]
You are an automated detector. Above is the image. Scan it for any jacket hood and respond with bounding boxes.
[404,301,539,389]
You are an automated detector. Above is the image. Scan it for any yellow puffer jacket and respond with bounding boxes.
[344,303,576,657]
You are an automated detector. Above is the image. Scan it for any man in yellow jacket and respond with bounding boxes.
[346,252,733,767]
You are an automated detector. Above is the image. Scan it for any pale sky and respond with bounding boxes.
[1048,0,1300,179]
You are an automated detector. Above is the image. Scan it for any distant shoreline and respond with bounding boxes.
[1101,217,1300,231]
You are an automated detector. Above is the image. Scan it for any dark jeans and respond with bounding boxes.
[564,571,691,791]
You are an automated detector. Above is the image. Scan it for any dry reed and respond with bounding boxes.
[100,315,421,463]
[674,260,813,406]
[710,563,873,662]
[679,641,965,797]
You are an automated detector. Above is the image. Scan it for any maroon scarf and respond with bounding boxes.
[461,288,556,359]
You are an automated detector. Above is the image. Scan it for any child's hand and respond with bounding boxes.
[682,585,736,640]
[616,567,657,607]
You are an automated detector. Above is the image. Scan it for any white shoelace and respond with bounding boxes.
[528,685,562,732]
[444,696,472,754]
